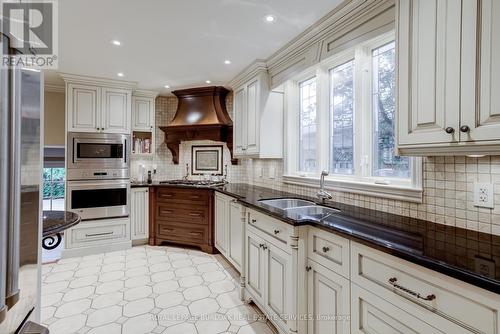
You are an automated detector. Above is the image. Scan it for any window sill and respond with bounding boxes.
[282,175,423,203]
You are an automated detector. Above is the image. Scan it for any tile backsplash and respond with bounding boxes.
[131,95,500,236]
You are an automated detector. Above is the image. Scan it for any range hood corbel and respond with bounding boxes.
[159,86,237,165]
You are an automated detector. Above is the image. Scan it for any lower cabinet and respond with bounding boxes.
[214,192,245,273]
[307,260,350,334]
[130,187,149,242]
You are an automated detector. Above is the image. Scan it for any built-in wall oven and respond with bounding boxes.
[67,132,131,221]
[67,179,130,221]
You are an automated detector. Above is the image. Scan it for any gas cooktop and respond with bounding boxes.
[159,179,227,187]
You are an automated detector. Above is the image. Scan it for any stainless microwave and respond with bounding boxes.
[67,132,130,171]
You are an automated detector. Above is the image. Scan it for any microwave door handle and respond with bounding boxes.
[0,66,9,322]
[124,138,127,164]
[6,68,21,308]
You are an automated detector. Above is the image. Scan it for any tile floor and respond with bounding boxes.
[41,245,277,334]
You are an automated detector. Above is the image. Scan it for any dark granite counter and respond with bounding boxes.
[42,211,81,237]
[138,181,500,294]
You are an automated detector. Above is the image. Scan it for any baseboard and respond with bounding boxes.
[61,240,132,258]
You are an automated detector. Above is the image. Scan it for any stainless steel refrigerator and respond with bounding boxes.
[0,33,47,333]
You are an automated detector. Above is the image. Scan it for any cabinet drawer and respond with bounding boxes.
[352,242,500,334]
[307,227,350,279]
[247,208,292,246]
[157,223,207,244]
[157,187,209,204]
[157,204,209,225]
[67,218,129,247]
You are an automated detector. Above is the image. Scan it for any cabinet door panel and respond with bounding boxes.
[246,231,265,301]
[307,261,350,334]
[133,97,154,131]
[228,200,243,272]
[398,0,461,146]
[461,0,500,141]
[215,194,228,254]
[233,87,247,154]
[246,80,260,154]
[102,88,131,133]
[131,188,149,240]
[68,84,100,132]
[265,243,291,330]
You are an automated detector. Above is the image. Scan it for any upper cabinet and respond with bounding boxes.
[231,64,284,158]
[62,74,135,134]
[397,0,500,155]
[132,91,156,131]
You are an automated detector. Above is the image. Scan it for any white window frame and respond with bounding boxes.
[284,32,423,203]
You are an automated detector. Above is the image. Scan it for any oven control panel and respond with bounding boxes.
[67,168,130,181]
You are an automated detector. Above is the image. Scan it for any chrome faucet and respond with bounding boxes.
[317,170,333,203]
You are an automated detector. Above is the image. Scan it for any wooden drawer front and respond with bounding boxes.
[351,284,445,334]
[247,208,292,246]
[307,227,350,279]
[352,242,500,334]
[157,223,207,244]
[157,205,208,225]
[69,219,128,246]
[157,187,209,204]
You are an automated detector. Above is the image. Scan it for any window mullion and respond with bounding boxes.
[317,67,329,174]
[354,47,366,181]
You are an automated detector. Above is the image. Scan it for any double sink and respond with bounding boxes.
[259,198,340,221]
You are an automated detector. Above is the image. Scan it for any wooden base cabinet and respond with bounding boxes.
[149,187,215,254]
[214,193,245,273]
[306,260,350,334]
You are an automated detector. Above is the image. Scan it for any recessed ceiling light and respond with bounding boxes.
[224,60,231,65]
[164,85,170,89]
[206,80,211,84]
[117,72,124,77]
[264,15,276,23]
[111,40,121,46]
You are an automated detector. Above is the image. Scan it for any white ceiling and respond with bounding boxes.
[45,0,342,94]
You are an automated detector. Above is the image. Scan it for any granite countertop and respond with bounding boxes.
[42,211,81,237]
[137,181,500,294]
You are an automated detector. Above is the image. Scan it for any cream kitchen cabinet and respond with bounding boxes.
[215,192,245,273]
[397,0,500,155]
[306,260,350,334]
[130,187,149,243]
[245,208,299,334]
[232,69,284,158]
[63,74,134,134]
[132,91,156,131]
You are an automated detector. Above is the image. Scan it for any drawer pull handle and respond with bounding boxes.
[162,210,173,214]
[189,213,202,217]
[388,277,436,301]
[86,231,113,237]
[273,229,280,235]
[189,195,201,199]
[160,194,173,198]
[189,232,202,236]
[322,246,330,253]
[305,266,312,272]
[259,243,267,250]
[251,219,257,223]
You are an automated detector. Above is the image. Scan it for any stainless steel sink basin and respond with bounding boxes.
[285,205,340,216]
[259,198,315,210]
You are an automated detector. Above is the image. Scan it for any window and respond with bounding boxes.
[285,33,422,202]
[298,77,317,173]
[43,167,65,210]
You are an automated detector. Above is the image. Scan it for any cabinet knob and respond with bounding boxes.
[322,246,330,253]
[251,219,257,223]
[445,127,454,134]
[460,125,470,133]
[273,229,280,235]
[305,266,312,272]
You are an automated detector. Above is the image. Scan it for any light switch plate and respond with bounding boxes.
[474,182,494,209]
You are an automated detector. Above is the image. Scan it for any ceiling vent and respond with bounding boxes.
[159,86,236,164]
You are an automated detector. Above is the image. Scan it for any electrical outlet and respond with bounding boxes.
[474,183,494,209]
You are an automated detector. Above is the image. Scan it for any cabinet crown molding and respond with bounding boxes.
[59,72,137,90]
[228,60,268,89]
[45,83,65,93]
[133,89,159,98]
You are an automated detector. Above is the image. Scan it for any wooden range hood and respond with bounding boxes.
[160,86,236,164]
